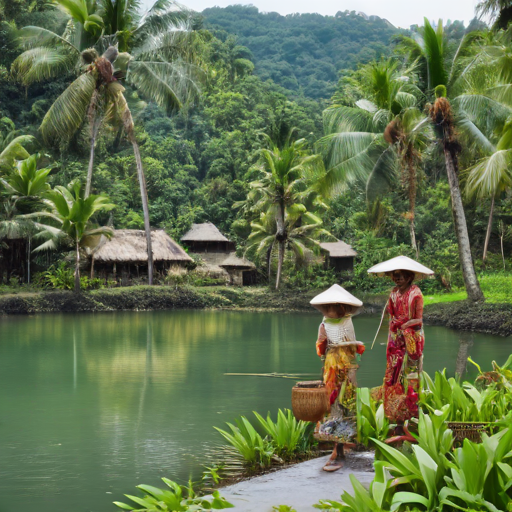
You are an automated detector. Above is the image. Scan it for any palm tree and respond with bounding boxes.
[0,117,34,172]
[0,154,52,281]
[239,137,329,289]
[476,0,512,30]
[30,180,114,293]
[317,59,429,254]
[12,0,203,285]
[464,122,512,262]
[398,19,485,302]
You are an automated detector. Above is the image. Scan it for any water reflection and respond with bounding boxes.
[455,333,474,379]
[0,310,509,512]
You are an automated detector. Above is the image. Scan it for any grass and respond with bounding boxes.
[423,273,512,306]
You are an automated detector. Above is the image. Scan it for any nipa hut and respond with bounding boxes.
[220,253,256,286]
[320,240,357,273]
[91,229,192,283]
[181,222,235,253]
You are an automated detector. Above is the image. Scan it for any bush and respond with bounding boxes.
[114,478,233,511]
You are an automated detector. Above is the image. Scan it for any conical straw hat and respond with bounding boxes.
[310,284,363,315]
[367,255,434,280]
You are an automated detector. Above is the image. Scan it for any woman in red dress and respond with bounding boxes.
[367,256,433,437]
[384,269,424,428]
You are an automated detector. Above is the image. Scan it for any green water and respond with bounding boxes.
[0,310,510,512]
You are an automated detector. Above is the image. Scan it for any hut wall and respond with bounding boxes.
[184,241,235,253]
[329,256,354,273]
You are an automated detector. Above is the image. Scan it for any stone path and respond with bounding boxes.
[216,452,375,511]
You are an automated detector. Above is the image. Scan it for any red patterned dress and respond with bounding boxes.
[383,284,424,422]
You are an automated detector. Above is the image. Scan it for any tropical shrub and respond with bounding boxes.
[114,477,233,511]
[253,409,311,459]
[214,409,313,474]
[356,387,389,446]
[421,362,512,423]
[316,411,512,512]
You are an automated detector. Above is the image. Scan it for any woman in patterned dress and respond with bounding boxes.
[310,284,365,471]
[367,256,433,439]
[384,269,424,432]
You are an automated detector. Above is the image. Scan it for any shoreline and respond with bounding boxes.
[0,286,511,336]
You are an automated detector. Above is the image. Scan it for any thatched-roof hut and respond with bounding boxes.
[220,253,256,286]
[91,229,192,283]
[181,223,235,253]
[320,240,357,273]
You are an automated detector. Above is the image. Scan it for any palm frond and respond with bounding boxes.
[12,47,78,86]
[464,149,512,198]
[127,59,203,113]
[40,72,96,143]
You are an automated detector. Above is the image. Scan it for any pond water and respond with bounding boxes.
[0,310,510,512]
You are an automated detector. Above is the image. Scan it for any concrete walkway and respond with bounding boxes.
[216,452,375,511]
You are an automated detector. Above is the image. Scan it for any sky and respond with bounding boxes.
[142,0,481,29]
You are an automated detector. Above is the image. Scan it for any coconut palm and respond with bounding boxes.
[464,122,512,262]
[476,0,512,30]
[317,59,429,255]
[397,19,485,302]
[12,0,203,285]
[246,207,331,290]
[240,137,329,289]
[0,154,52,282]
[30,180,114,292]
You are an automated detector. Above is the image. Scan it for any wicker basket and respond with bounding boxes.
[291,380,329,423]
[447,422,491,443]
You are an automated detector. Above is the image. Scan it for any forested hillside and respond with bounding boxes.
[202,6,400,99]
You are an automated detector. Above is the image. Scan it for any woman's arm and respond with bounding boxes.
[402,294,423,329]
[316,323,328,356]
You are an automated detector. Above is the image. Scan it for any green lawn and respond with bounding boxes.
[424,273,512,306]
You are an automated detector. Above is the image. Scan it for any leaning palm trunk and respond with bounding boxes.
[85,117,102,198]
[74,239,81,293]
[443,146,484,301]
[275,204,286,290]
[120,101,154,285]
[131,137,154,285]
[483,195,495,263]
[431,95,484,303]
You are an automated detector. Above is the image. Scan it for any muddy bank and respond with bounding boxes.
[423,301,512,337]
[0,286,320,315]
[0,286,510,337]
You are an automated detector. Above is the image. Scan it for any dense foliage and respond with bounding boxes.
[202,6,401,99]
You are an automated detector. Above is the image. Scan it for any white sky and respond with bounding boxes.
[142,0,481,29]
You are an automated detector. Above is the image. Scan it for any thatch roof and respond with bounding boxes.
[93,229,193,263]
[320,240,357,258]
[181,222,230,243]
[220,253,256,269]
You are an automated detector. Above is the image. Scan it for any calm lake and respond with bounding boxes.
[0,310,510,512]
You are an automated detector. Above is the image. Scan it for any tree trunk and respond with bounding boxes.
[501,233,506,270]
[74,240,81,293]
[275,203,286,290]
[443,147,484,302]
[85,116,101,198]
[275,239,285,290]
[409,217,418,259]
[90,254,95,279]
[27,237,31,284]
[130,137,154,285]
[483,195,495,263]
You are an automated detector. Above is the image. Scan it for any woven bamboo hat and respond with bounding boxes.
[310,284,363,316]
[367,255,434,280]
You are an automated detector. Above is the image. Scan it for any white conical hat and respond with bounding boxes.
[367,255,434,280]
[310,284,363,313]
